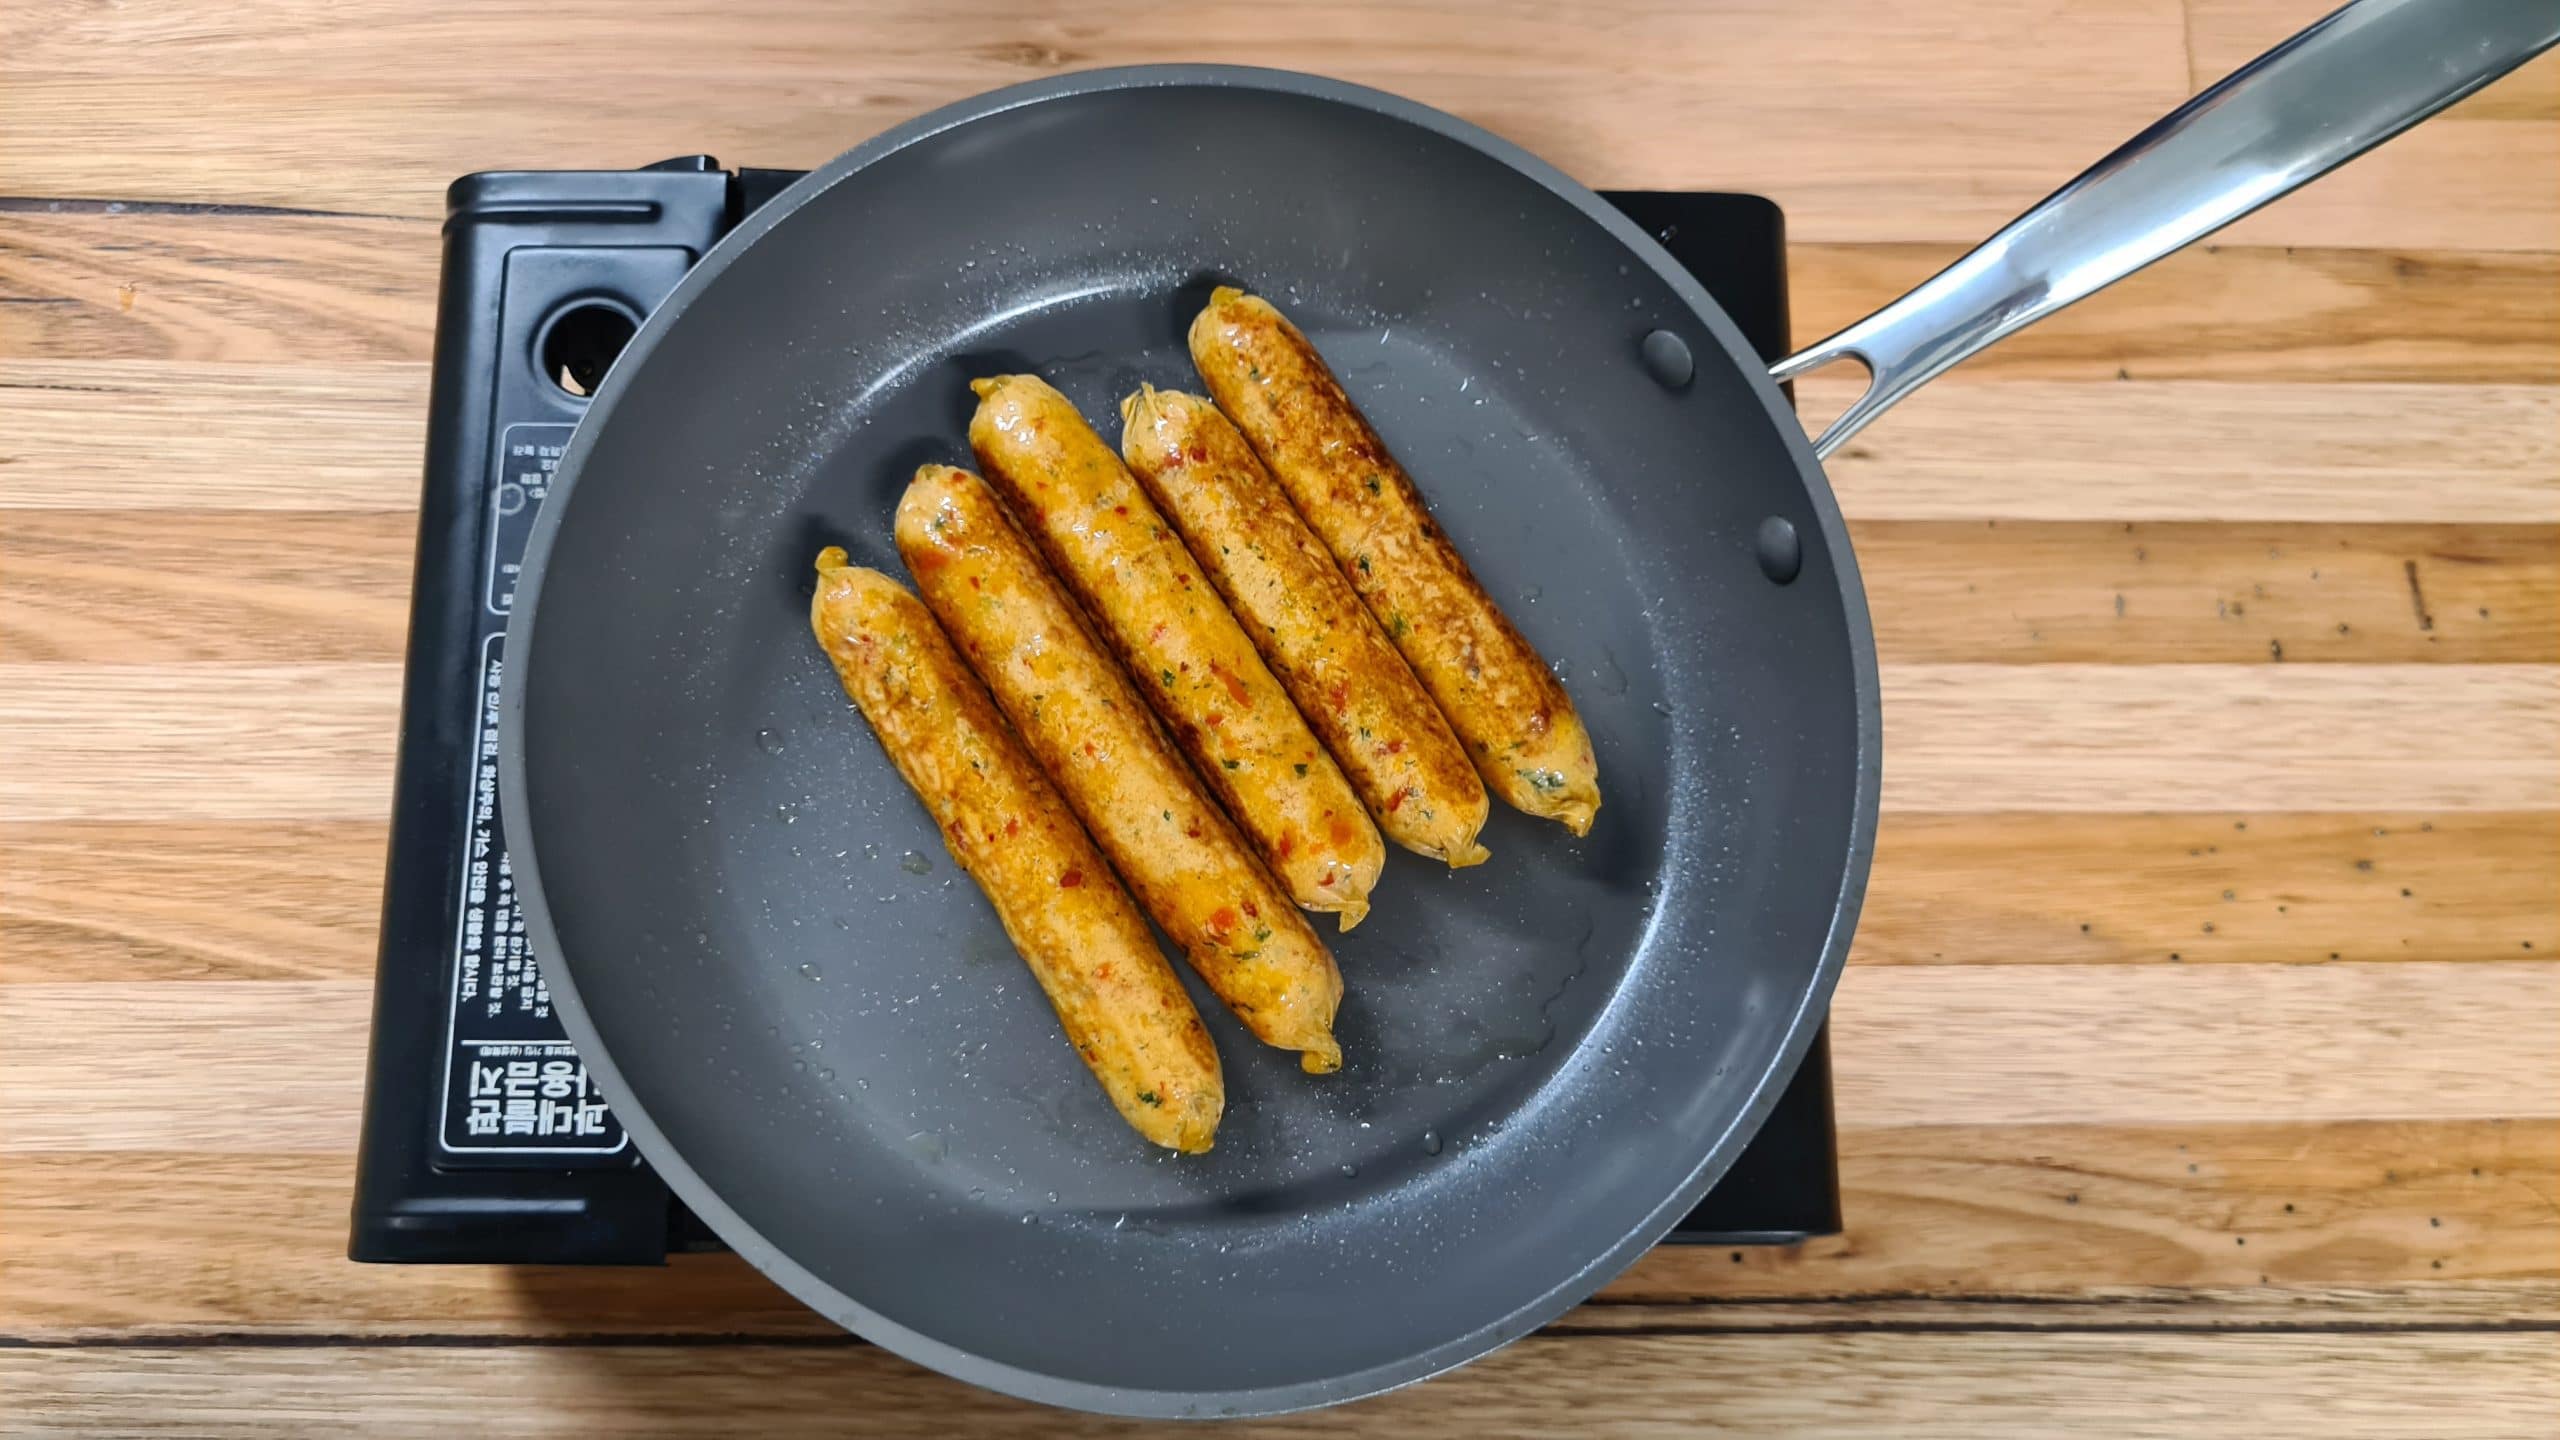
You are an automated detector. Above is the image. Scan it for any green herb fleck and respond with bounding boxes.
[1517,767,1567,794]
[1137,1090,1161,1107]
[1356,554,1371,575]
[1389,612,1409,639]
[1253,926,1272,944]
[1160,669,1177,687]
[1221,757,1241,771]
[1363,474,1382,494]
[1293,763,1308,777]
[1163,809,1173,822]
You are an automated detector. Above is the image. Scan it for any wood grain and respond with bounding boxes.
[1856,521,2560,664]
[6,1331,2554,1438]
[6,965,2549,1152]
[7,512,2548,666]
[0,664,399,822]
[14,207,2554,386]
[1789,242,2560,384]
[12,363,2549,524]
[4,1122,2547,1339]
[0,210,436,365]
[5,0,2552,251]
[4,662,2549,822]
[0,361,426,511]
[0,823,389,983]
[11,810,2549,986]
[1810,378,2560,523]
[0,511,414,664]
[1858,811,2560,968]
[1877,664,2559,813]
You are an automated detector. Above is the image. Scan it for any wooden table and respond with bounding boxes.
[4,1,2556,1433]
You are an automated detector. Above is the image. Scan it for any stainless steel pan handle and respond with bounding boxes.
[1771,0,2560,459]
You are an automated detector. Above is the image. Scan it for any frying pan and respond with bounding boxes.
[499,0,2555,1415]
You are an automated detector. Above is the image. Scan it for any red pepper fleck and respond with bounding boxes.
[1205,711,1224,729]
[1058,867,1085,888]
[1163,448,1187,469]
[1083,741,1098,757]
[1387,789,1406,813]
[1150,622,1168,643]
[1095,963,1113,981]
[1003,817,1020,837]
[1186,444,1208,463]
[1113,504,1129,517]
[1326,814,1355,847]
[1276,832,1296,859]
[1318,870,1337,888]
[1184,821,1202,839]
[1241,898,1260,919]
[1328,681,1349,712]
[1209,907,1238,936]
[1529,705,1552,736]
[911,547,950,571]
[1211,663,1251,708]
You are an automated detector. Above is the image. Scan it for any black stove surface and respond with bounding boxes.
[351,159,1839,1266]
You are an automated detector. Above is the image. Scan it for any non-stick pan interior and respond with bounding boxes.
[508,71,1873,1413]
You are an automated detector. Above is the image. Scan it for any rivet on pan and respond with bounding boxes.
[1755,516,1802,585]
[1638,329,1694,389]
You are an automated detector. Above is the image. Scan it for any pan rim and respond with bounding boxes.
[499,62,1881,1418]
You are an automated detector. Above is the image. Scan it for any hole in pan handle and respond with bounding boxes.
[1767,0,2560,462]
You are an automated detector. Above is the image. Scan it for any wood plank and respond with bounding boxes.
[1810,378,2560,523]
[1856,521,2560,664]
[5,965,2548,1152]
[0,361,426,511]
[4,1121,2547,1337]
[1863,809,2560,963]
[0,211,435,365]
[12,809,2547,986]
[6,512,2549,666]
[1878,664,2559,813]
[5,1331,2552,1437]
[4,662,2550,822]
[0,664,399,823]
[1789,243,2560,385]
[1859,811,2559,968]
[0,823,388,984]
[11,364,2549,525]
[14,204,2554,388]
[6,5,2549,251]
[0,511,414,664]
[0,0,2196,246]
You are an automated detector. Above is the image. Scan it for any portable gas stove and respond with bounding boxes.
[350,157,1840,1265]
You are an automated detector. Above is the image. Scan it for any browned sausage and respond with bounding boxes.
[808,549,1221,1151]
[968,374,1386,929]
[894,465,1343,1073]
[1120,385,1491,868]
[1190,288,1601,835]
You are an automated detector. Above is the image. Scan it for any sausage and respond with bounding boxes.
[1120,385,1491,869]
[968,374,1386,929]
[807,549,1222,1151]
[894,465,1344,1073]
[1189,288,1602,835]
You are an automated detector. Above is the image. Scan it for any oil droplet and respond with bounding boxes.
[798,963,823,982]
[1339,1163,1359,1178]
[1046,1190,1059,1204]
[816,1067,835,1082]
[861,843,880,862]
[756,728,785,756]
[905,1130,946,1162]
[1421,1130,1443,1156]
[898,850,934,876]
